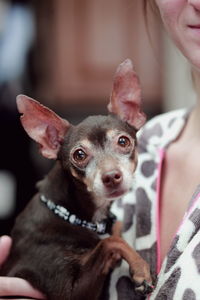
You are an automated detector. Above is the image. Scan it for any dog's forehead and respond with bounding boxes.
[62,115,136,151]
[68,115,136,147]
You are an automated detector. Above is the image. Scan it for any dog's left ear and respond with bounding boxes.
[108,59,146,130]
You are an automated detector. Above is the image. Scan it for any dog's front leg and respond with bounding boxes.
[71,236,153,300]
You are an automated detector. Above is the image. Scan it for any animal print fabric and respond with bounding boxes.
[109,108,200,299]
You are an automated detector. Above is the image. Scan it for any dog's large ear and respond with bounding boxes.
[16,95,70,159]
[108,59,146,130]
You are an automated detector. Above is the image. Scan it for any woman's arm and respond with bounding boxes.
[0,236,46,299]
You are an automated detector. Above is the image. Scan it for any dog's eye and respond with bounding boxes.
[118,136,130,147]
[73,149,87,162]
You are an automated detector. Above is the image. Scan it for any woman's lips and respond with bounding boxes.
[187,24,200,37]
[188,25,200,29]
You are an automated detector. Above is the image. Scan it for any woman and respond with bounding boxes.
[1,0,200,298]
[107,1,200,298]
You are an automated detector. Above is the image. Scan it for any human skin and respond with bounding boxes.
[155,0,200,69]
[0,235,45,299]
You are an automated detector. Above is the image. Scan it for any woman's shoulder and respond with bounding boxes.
[137,108,188,153]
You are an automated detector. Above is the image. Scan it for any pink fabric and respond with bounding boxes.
[155,148,165,274]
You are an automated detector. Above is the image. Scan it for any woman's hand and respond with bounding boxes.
[0,235,46,299]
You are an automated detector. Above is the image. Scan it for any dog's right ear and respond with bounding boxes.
[16,95,70,159]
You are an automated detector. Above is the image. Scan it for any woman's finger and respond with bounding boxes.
[0,236,12,265]
[0,276,46,299]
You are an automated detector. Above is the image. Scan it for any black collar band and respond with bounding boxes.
[40,194,116,235]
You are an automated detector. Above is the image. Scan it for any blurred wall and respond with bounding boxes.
[0,0,39,235]
[34,0,162,119]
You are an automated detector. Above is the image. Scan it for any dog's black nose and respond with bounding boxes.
[102,170,122,188]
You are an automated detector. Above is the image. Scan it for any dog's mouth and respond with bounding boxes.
[106,187,128,199]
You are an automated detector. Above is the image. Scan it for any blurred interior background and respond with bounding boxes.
[0,0,196,235]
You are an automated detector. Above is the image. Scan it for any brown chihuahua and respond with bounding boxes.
[0,59,152,299]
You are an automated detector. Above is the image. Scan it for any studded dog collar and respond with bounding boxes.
[40,194,116,235]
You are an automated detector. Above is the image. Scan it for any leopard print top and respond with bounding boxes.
[109,108,200,299]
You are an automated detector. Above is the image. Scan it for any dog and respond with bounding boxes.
[0,59,153,299]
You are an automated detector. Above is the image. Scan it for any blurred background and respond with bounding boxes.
[0,0,196,235]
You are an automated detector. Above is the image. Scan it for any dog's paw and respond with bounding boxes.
[129,261,153,295]
[134,280,154,295]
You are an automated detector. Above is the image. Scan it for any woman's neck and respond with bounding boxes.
[183,68,200,141]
